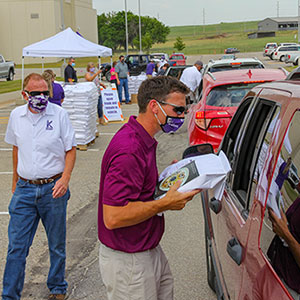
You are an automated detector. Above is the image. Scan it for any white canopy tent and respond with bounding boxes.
[21,27,113,83]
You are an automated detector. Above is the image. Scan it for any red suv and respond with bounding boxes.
[169,53,186,66]
[201,78,300,299]
[187,69,287,152]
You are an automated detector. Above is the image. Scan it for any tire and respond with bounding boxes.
[279,56,285,62]
[297,58,300,66]
[270,53,274,60]
[205,225,217,293]
[6,69,14,81]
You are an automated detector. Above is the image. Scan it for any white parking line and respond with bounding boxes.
[87,149,100,152]
[0,212,9,215]
[0,172,13,174]
[98,133,115,136]
[0,148,12,151]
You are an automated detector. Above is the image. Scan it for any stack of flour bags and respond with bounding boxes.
[126,74,147,100]
[62,82,98,145]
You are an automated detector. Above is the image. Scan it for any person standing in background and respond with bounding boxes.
[85,63,107,125]
[115,55,130,104]
[64,57,77,84]
[157,63,170,76]
[146,59,156,78]
[42,70,65,106]
[110,61,118,87]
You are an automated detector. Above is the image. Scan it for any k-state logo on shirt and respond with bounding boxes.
[46,120,53,130]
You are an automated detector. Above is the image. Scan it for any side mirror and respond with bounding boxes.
[182,143,214,159]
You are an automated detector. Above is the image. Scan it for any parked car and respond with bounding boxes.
[187,68,287,151]
[164,65,191,79]
[271,45,300,61]
[284,52,300,65]
[150,52,169,61]
[0,54,15,81]
[263,42,277,58]
[202,57,265,75]
[125,54,152,76]
[100,63,112,81]
[169,53,186,66]
[200,78,300,299]
[224,47,239,54]
[220,54,236,60]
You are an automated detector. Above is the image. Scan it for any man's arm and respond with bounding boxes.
[269,208,300,268]
[103,181,200,230]
[12,145,18,193]
[52,146,76,198]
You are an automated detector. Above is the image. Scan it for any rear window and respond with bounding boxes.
[209,63,264,73]
[206,83,260,107]
[171,55,184,60]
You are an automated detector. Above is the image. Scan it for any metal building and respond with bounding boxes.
[258,17,299,32]
[0,0,98,64]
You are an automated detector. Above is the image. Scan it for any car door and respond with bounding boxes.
[208,90,287,298]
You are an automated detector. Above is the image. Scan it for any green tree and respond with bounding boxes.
[97,11,169,51]
[174,36,186,52]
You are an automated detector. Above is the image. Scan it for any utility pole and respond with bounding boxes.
[203,8,205,34]
[277,1,279,18]
[138,0,142,54]
[125,0,128,56]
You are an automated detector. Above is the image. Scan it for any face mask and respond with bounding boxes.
[155,102,184,133]
[90,67,95,73]
[27,94,48,113]
[71,62,76,67]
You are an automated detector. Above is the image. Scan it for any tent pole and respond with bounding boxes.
[98,56,102,81]
[21,56,24,89]
[110,55,112,66]
[42,57,44,73]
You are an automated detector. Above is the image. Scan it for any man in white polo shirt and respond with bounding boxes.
[180,60,203,101]
[2,73,76,300]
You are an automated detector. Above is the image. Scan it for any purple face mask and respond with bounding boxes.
[155,102,184,133]
[27,94,49,113]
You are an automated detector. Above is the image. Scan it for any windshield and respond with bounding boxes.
[209,63,264,73]
[206,83,260,107]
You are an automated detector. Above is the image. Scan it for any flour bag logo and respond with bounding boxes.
[46,120,53,130]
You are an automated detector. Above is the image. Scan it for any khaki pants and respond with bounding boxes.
[99,243,173,300]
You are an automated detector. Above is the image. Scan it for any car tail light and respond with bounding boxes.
[265,50,268,53]
[195,110,231,130]
[275,52,278,55]
[288,55,291,59]
[230,62,241,65]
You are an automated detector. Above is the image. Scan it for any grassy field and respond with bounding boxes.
[152,21,299,54]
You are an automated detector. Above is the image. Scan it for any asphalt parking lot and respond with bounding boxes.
[0,100,216,299]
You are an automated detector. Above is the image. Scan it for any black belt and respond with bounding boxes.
[19,173,62,185]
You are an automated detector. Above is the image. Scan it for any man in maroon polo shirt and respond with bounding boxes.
[98,76,201,300]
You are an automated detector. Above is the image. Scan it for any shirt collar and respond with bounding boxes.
[20,102,55,117]
[128,116,157,149]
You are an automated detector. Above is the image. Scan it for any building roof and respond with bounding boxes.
[260,17,299,23]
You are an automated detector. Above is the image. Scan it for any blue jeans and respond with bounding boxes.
[2,178,70,300]
[117,78,130,103]
[97,95,103,119]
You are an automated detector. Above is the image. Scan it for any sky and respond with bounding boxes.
[93,0,298,26]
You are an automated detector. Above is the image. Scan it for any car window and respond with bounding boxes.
[259,110,300,297]
[209,63,263,73]
[167,68,181,78]
[140,56,148,64]
[206,83,263,107]
[230,99,278,209]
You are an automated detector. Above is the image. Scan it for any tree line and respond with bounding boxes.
[97,11,170,52]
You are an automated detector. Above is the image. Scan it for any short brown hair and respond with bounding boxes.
[23,73,45,90]
[137,76,189,113]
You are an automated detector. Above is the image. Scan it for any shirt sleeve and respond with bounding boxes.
[5,111,17,146]
[103,153,145,207]
[59,85,65,99]
[60,110,76,150]
[115,64,120,73]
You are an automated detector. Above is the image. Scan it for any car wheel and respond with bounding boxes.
[205,225,217,292]
[297,58,300,66]
[279,56,285,62]
[6,69,14,81]
[270,53,274,60]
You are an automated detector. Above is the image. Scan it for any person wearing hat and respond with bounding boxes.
[180,60,203,94]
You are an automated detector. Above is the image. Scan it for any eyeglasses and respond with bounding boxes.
[24,90,50,97]
[157,100,187,115]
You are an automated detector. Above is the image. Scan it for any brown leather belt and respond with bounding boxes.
[19,173,62,185]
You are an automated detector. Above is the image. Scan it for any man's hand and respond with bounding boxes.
[12,180,17,194]
[117,79,120,85]
[268,208,290,239]
[161,181,201,211]
[52,176,69,198]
